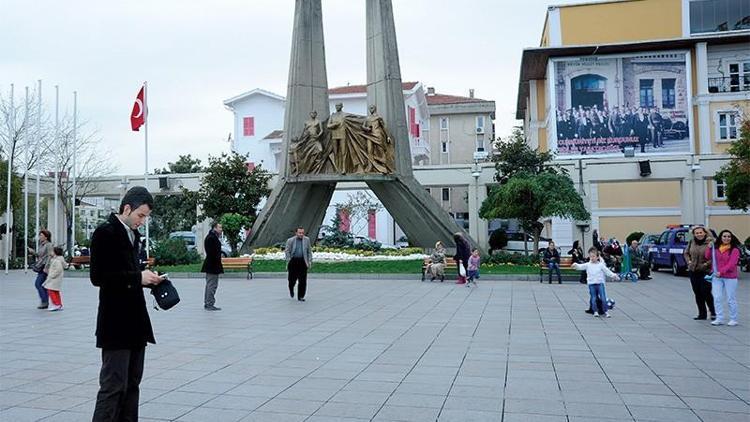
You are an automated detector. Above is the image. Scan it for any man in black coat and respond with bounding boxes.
[201,221,224,311]
[91,186,163,422]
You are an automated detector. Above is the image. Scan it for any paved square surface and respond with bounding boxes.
[1,270,748,421]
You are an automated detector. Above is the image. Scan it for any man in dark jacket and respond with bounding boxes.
[543,241,562,284]
[201,222,224,311]
[91,186,163,422]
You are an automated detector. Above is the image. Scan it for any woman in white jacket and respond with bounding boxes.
[42,247,67,311]
[573,247,620,317]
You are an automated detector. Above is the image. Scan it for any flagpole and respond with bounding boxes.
[54,85,59,248]
[71,91,77,253]
[5,84,14,274]
[35,80,41,254]
[24,86,29,273]
[144,81,149,259]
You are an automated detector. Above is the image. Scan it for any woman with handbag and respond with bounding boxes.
[705,230,742,326]
[683,226,715,320]
[28,229,53,309]
[453,233,471,285]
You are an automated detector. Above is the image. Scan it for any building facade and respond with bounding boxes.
[517,0,750,246]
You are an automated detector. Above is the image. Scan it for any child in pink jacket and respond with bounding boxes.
[705,230,742,326]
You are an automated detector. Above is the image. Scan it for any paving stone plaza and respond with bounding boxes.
[1,271,748,422]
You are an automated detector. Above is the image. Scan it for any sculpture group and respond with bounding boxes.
[290,104,396,175]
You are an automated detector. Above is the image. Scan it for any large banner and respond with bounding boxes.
[551,52,692,157]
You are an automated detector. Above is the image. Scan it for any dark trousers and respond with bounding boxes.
[34,272,48,304]
[689,270,715,318]
[92,347,145,422]
[638,263,650,279]
[578,271,587,284]
[204,273,219,307]
[288,257,308,299]
[547,262,562,283]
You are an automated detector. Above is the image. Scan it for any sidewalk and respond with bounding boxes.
[1,271,748,421]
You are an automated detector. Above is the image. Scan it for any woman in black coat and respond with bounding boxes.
[453,233,471,285]
[568,240,587,284]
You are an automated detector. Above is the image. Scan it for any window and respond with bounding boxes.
[440,117,449,130]
[690,0,750,34]
[728,61,750,92]
[639,79,654,108]
[242,117,255,136]
[476,116,485,132]
[662,79,676,108]
[441,188,450,202]
[475,135,484,151]
[714,179,727,200]
[441,141,448,153]
[718,111,739,140]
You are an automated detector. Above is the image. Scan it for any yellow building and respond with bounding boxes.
[517,0,750,245]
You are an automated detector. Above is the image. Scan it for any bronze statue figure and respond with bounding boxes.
[327,103,347,174]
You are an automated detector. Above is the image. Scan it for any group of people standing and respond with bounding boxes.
[29,230,68,311]
[556,105,671,153]
[684,226,742,326]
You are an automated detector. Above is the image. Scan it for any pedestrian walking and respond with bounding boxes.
[285,227,312,301]
[201,222,224,311]
[573,247,620,318]
[43,247,67,311]
[705,229,742,326]
[466,248,481,286]
[91,186,164,422]
[453,233,471,285]
[684,226,715,320]
[28,229,53,309]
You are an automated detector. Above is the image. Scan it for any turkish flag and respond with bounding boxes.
[130,85,146,131]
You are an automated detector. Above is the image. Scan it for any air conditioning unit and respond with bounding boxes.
[475,127,484,134]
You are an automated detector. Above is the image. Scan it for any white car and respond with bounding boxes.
[503,232,550,253]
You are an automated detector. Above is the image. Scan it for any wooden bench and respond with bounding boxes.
[70,256,90,269]
[222,256,254,279]
[539,256,579,283]
[421,257,457,281]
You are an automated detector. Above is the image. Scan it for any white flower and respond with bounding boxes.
[252,251,427,262]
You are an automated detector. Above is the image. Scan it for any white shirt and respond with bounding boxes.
[117,216,135,246]
[572,260,617,285]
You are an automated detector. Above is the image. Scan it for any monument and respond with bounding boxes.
[244,0,472,250]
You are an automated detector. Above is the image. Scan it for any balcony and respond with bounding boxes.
[708,76,750,93]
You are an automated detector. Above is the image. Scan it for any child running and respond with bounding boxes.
[466,248,480,287]
[573,247,620,317]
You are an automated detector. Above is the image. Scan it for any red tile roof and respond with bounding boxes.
[426,93,490,105]
[328,82,418,95]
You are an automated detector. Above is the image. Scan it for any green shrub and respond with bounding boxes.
[152,238,202,266]
[489,229,508,252]
[485,251,538,266]
[253,246,282,255]
[626,231,644,245]
[353,239,382,251]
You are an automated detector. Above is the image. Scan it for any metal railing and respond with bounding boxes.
[708,76,750,93]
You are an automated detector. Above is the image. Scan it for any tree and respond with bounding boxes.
[219,213,248,256]
[335,191,383,237]
[715,119,750,211]
[319,210,354,248]
[481,130,589,254]
[155,154,204,174]
[196,152,272,240]
[480,172,589,254]
[491,128,565,183]
[149,155,204,239]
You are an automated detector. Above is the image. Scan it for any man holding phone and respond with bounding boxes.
[91,186,163,422]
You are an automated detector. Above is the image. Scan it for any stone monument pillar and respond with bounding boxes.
[244,0,475,251]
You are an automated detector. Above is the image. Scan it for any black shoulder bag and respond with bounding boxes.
[150,278,180,310]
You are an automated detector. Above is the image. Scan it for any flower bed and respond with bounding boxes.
[253,251,427,262]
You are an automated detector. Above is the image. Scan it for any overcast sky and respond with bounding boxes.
[2,0,581,175]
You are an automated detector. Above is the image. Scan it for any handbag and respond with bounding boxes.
[150,279,180,310]
[705,244,717,282]
[458,262,467,278]
[31,261,44,273]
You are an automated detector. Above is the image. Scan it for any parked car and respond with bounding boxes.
[648,225,716,276]
[637,233,660,257]
[168,231,231,257]
[504,232,550,253]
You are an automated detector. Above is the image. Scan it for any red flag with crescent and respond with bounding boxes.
[130,85,146,131]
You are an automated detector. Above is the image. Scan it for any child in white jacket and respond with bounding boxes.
[573,247,620,317]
